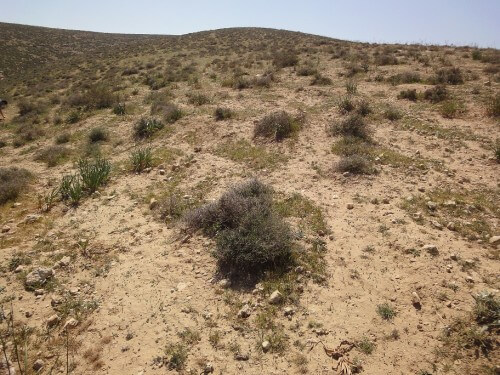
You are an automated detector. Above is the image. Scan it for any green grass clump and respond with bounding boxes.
[440,100,466,119]
[164,343,188,370]
[130,148,153,173]
[377,303,396,320]
[185,179,293,279]
[88,127,109,143]
[214,107,233,121]
[215,139,287,170]
[134,117,164,139]
[113,102,126,115]
[78,157,111,193]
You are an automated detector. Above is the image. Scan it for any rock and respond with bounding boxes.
[447,222,456,231]
[34,289,45,296]
[25,310,33,318]
[431,220,443,230]
[346,203,354,210]
[382,198,390,204]
[1,225,11,233]
[426,201,437,210]
[411,292,421,309]
[14,265,24,273]
[237,304,251,318]
[444,200,457,207]
[149,198,158,210]
[159,169,165,175]
[218,279,231,289]
[450,253,458,261]
[423,244,439,256]
[465,275,474,283]
[171,164,180,172]
[51,295,63,306]
[63,318,79,330]
[203,362,214,374]
[262,340,271,352]
[46,314,60,328]
[24,214,42,224]
[284,307,295,316]
[69,287,79,296]
[56,256,71,268]
[269,290,283,305]
[194,147,202,153]
[412,212,423,221]
[234,352,249,361]
[33,359,44,371]
[489,236,500,245]
[25,267,54,287]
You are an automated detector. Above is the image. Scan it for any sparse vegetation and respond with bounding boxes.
[130,147,153,173]
[254,111,303,141]
[328,114,371,140]
[0,167,32,204]
[134,117,164,139]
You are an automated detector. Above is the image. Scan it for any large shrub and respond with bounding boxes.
[254,111,302,141]
[185,179,293,278]
[328,114,371,140]
[0,167,32,204]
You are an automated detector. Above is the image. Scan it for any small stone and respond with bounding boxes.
[25,310,33,318]
[46,314,60,328]
[218,279,231,289]
[159,169,165,175]
[33,359,44,371]
[447,222,456,231]
[25,267,54,288]
[237,304,251,318]
[14,265,24,273]
[171,164,180,172]
[346,203,354,210]
[56,256,71,268]
[284,307,295,316]
[426,201,437,210]
[24,214,42,224]
[34,289,45,296]
[431,220,443,230]
[51,295,63,306]
[382,198,390,204]
[194,147,202,153]
[444,200,456,207]
[489,236,500,245]
[411,292,421,309]
[269,290,283,305]
[465,275,474,283]
[450,253,458,261]
[262,340,271,352]
[234,352,249,361]
[69,287,79,296]
[149,198,158,210]
[1,225,11,233]
[203,362,214,374]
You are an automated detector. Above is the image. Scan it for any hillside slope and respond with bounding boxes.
[0,23,499,375]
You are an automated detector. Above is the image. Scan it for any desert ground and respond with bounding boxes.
[0,23,498,375]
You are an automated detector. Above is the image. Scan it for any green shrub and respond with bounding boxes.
[78,157,111,193]
[398,89,417,101]
[471,50,482,60]
[214,107,233,121]
[336,155,374,175]
[423,85,448,103]
[440,100,466,119]
[151,102,182,123]
[185,179,293,278]
[384,107,403,121]
[187,93,210,106]
[273,50,298,68]
[345,80,358,94]
[486,93,500,117]
[164,343,187,370]
[311,73,332,86]
[254,111,302,141]
[130,148,153,173]
[67,85,118,110]
[66,110,81,124]
[134,117,164,139]
[88,127,108,143]
[434,67,464,85]
[328,114,371,140]
[473,291,499,326]
[0,167,32,205]
[55,133,70,144]
[338,96,355,114]
[35,145,70,167]
[59,175,83,206]
[377,303,396,320]
[113,103,126,115]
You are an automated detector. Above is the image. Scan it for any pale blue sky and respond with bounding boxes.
[1,0,499,47]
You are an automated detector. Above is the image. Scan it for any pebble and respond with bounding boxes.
[25,267,54,288]
[489,235,500,245]
[346,203,354,210]
[269,290,283,305]
[46,314,60,328]
[33,359,44,371]
[237,304,251,318]
[262,340,271,352]
[1,225,11,233]
[422,244,438,256]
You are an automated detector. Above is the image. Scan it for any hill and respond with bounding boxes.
[0,22,498,375]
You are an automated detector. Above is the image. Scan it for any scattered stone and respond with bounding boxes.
[465,275,474,283]
[159,169,165,175]
[34,289,45,296]
[412,212,422,221]
[33,359,44,371]
[149,198,158,210]
[237,304,251,319]
[431,220,443,230]
[46,314,60,328]
[489,236,500,245]
[262,340,271,352]
[284,307,295,316]
[14,265,24,273]
[176,282,188,291]
[56,256,71,268]
[346,203,354,210]
[234,352,249,361]
[194,147,202,153]
[25,268,54,288]
[411,292,421,309]
[426,201,437,210]
[171,164,180,172]
[447,222,456,231]
[203,362,214,374]
[382,198,390,204]
[269,290,283,305]
[444,200,457,207]
[51,295,63,306]
[24,214,42,224]
[450,253,458,261]
[25,310,33,318]
[218,279,231,289]
[1,225,11,233]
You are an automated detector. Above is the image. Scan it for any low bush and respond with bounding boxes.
[388,71,421,85]
[185,179,293,278]
[187,93,210,106]
[423,85,448,103]
[328,114,371,140]
[59,174,83,206]
[273,50,299,68]
[345,80,358,94]
[134,117,164,139]
[440,100,466,119]
[384,107,403,121]
[55,133,71,144]
[151,102,182,123]
[130,148,153,173]
[254,111,303,141]
[113,103,126,115]
[35,145,70,167]
[434,67,464,85]
[297,65,318,76]
[0,167,32,204]
[338,96,355,114]
[311,73,332,86]
[88,127,109,143]
[375,54,398,66]
[356,99,372,116]
[66,85,118,110]
[336,155,374,175]
[398,89,417,101]
[214,107,233,121]
[486,93,500,118]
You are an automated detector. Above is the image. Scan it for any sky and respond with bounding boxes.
[0,0,499,48]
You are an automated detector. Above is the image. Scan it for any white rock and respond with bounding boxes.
[489,236,500,245]
[237,304,251,318]
[269,290,283,305]
[262,340,271,352]
[25,267,54,287]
